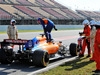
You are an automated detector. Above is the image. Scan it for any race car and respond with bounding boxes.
[0,34,70,67]
[69,32,85,56]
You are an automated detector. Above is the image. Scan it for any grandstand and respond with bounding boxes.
[44,0,58,7]
[36,0,53,7]
[8,0,20,4]
[28,0,43,6]
[76,10,100,21]
[13,5,43,18]
[0,4,31,19]
[29,7,56,19]
[0,8,12,19]
[16,0,33,5]
[41,7,66,19]
[0,0,85,25]
[50,0,67,8]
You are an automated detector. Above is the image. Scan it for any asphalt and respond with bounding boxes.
[0,30,83,75]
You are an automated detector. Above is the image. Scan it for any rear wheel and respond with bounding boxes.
[69,43,78,56]
[32,50,49,67]
[0,57,13,64]
[0,49,13,64]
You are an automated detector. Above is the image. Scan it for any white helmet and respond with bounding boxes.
[82,19,89,25]
[96,21,100,26]
[90,20,96,25]
[10,19,16,25]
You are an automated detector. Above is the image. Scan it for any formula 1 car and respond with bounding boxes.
[0,34,69,67]
[69,32,85,56]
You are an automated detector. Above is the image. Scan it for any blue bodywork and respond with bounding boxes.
[24,37,42,52]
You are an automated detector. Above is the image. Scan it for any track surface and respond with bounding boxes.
[0,30,83,75]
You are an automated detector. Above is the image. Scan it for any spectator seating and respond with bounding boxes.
[16,0,32,5]
[9,0,20,4]
[0,4,31,19]
[44,0,58,7]
[41,7,67,19]
[28,0,44,6]
[52,8,71,19]
[93,12,100,17]
[94,18,100,21]
[28,0,39,6]
[76,10,89,17]
[5,0,11,4]
[69,10,84,19]
[50,0,67,8]
[14,5,43,18]
[76,10,100,18]
[61,9,84,19]
[29,7,57,19]
[0,0,85,20]
[36,0,54,7]
[0,7,12,19]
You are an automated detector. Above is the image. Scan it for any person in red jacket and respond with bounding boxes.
[93,21,100,73]
[79,19,91,57]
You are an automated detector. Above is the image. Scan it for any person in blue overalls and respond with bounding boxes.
[37,18,57,42]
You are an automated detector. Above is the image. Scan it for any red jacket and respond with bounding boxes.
[94,28,100,69]
[94,28,100,48]
[83,25,91,36]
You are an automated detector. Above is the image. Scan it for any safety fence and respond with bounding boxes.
[0,18,83,25]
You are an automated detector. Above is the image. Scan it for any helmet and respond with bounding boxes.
[90,20,96,25]
[37,18,41,21]
[82,19,89,25]
[10,19,16,25]
[37,18,42,24]
[96,21,100,26]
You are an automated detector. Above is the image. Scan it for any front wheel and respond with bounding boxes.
[69,43,78,56]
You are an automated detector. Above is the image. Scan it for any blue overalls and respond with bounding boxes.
[40,18,54,42]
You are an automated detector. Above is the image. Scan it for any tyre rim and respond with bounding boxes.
[76,45,78,55]
[43,52,49,66]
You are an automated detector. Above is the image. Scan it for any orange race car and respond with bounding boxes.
[0,34,75,67]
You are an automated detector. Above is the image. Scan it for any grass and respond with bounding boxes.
[0,30,43,34]
[39,55,96,75]
[0,29,82,34]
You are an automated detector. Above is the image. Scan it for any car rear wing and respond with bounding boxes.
[0,39,29,50]
[2,39,28,45]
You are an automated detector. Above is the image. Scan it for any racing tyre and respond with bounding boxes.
[32,50,49,67]
[69,43,78,56]
[0,49,13,64]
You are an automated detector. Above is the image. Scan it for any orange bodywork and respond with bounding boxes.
[36,36,60,54]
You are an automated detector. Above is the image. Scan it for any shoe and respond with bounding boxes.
[79,54,84,57]
[49,39,54,42]
[86,55,91,58]
[92,70,100,73]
